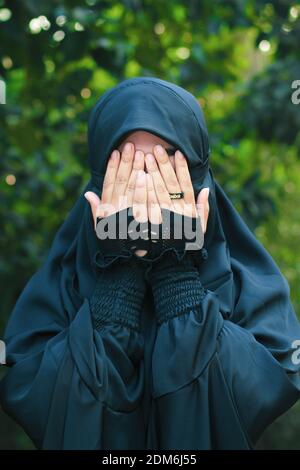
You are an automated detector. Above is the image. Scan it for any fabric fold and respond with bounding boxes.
[1,75,300,450]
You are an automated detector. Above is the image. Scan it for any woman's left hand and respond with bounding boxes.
[145,145,210,234]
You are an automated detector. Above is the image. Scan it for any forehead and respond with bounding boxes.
[118,130,172,147]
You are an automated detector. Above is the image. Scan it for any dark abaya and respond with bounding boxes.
[1,76,300,450]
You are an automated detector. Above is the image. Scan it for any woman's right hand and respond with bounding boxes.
[84,142,149,257]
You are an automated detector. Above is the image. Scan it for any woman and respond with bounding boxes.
[1,76,300,450]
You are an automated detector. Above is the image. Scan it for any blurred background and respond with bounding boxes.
[0,0,300,450]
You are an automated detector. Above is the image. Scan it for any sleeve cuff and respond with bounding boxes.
[89,256,146,332]
[90,290,145,332]
[152,272,207,325]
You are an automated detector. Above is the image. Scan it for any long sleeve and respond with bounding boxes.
[0,257,147,450]
[147,250,300,450]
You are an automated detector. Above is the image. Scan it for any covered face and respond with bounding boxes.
[87,77,212,195]
[116,129,177,172]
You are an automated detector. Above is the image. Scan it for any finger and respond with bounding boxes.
[204,190,210,232]
[145,153,173,211]
[170,155,175,171]
[197,187,210,207]
[204,201,210,232]
[175,150,197,217]
[153,144,184,214]
[101,150,120,205]
[146,173,162,224]
[84,191,102,230]
[125,150,145,208]
[133,170,148,223]
[112,142,135,210]
[196,187,210,233]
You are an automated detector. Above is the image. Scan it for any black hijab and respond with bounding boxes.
[1,76,300,449]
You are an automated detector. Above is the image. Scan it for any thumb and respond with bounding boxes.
[84,191,101,230]
[196,187,209,233]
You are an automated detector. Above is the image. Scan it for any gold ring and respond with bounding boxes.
[169,192,184,199]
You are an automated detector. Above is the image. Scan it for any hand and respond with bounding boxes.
[84,143,210,258]
[144,145,210,232]
[84,142,144,227]
[142,147,210,295]
[84,143,149,257]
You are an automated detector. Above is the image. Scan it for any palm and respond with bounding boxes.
[84,144,209,258]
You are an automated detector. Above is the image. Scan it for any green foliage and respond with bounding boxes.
[0,0,300,449]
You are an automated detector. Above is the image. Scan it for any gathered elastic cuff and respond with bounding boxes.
[89,256,146,332]
[152,272,207,325]
[89,286,145,332]
[144,246,208,285]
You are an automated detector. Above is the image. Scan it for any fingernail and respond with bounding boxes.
[124,142,132,153]
[135,151,143,160]
[111,150,119,160]
[155,145,164,155]
[176,150,184,159]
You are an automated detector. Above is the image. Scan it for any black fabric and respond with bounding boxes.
[89,255,148,332]
[0,76,300,450]
[95,205,204,262]
[95,206,150,257]
[146,249,207,325]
